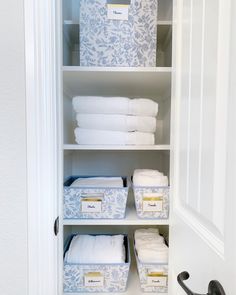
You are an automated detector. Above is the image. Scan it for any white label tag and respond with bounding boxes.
[147,275,167,287]
[142,193,163,212]
[84,273,104,287]
[107,4,129,20]
[81,199,102,213]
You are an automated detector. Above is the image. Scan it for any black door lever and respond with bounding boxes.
[177,271,226,295]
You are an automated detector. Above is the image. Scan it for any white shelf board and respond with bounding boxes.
[63,66,171,72]
[157,20,172,25]
[64,264,168,295]
[63,207,169,226]
[63,144,171,151]
[64,20,172,26]
[63,67,171,98]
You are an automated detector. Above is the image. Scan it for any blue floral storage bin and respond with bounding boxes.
[80,0,158,67]
[64,176,129,219]
[134,242,168,293]
[64,234,131,293]
[133,184,169,219]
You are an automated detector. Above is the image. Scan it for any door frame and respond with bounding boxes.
[24,0,62,294]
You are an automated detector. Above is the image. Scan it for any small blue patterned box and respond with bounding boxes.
[133,182,169,219]
[64,176,129,219]
[64,234,131,293]
[80,0,158,67]
[134,240,168,293]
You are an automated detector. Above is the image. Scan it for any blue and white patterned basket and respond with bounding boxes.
[64,176,129,219]
[134,240,168,293]
[64,234,131,293]
[79,0,158,67]
[133,183,169,219]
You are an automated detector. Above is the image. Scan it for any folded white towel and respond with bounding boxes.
[72,96,158,117]
[134,169,164,177]
[70,177,124,188]
[66,235,125,264]
[135,238,165,252]
[134,228,159,240]
[133,169,168,186]
[138,245,168,264]
[76,114,157,133]
[134,228,168,264]
[74,128,155,145]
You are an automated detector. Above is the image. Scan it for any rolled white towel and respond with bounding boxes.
[76,114,157,133]
[65,234,125,264]
[74,128,155,145]
[70,177,124,188]
[72,96,158,117]
[133,169,168,186]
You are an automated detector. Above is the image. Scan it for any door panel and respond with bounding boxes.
[171,0,235,293]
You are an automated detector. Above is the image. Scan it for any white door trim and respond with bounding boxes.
[24,0,61,294]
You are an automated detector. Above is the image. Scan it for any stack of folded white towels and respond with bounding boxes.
[72,96,158,145]
[135,228,168,263]
[133,169,168,187]
[65,234,125,263]
[70,176,124,188]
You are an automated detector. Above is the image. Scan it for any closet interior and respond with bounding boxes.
[61,0,173,294]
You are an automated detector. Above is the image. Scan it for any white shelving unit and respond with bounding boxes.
[61,0,173,294]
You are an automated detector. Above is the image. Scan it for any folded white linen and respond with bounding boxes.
[74,128,155,145]
[134,228,168,263]
[135,237,165,251]
[137,245,168,263]
[76,114,157,133]
[70,177,124,188]
[134,228,159,240]
[72,96,158,117]
[133,169,168,186]
[65,234,125,264]
[134,169,164,177]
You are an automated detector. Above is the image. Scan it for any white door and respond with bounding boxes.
[170,0,236,294]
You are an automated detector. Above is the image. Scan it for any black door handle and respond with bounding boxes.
[177,271,226,295]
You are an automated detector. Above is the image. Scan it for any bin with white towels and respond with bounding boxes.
[64,176,129,219]
[132,169,169,219]
[64,234,131,293]
[134,228,168,293]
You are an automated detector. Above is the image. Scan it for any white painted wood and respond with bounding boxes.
[24,0,61,294]
[63,66,172,72]
[63,206,169,226]
[170,0,236,293]
[63,68,171,98]
[63,144,171,151]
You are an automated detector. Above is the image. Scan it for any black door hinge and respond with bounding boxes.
[54,216,59,236]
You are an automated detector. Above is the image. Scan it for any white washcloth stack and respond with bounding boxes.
[133,169,168,187]
[65,234,125,264]
[135,228,168,264]
[72,96,158,145]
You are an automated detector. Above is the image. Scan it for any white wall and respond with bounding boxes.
[0,0,28,294]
